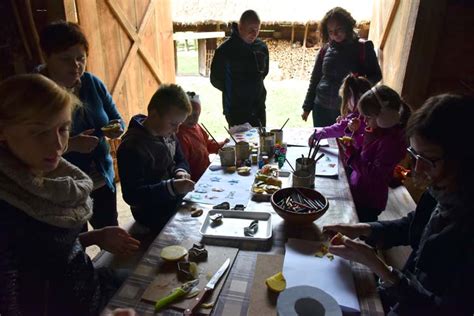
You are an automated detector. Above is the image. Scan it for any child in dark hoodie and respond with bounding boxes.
[117,84,194,231]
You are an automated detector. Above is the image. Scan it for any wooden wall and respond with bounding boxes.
[0,0,175,124]
[369,0,420,97]
[70,0,175,123]
[369,0,473,109]
[425,0,474,98]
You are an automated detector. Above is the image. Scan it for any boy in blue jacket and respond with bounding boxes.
[117,84,194,231]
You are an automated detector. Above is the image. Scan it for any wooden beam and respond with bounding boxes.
[137,0,156,35]
[380,0,400,50]
[198,39,206,76]
[290,23,295,43]
[138,47,163,84]
[173,31,225,41]
[302,23,309,48]
[106,0,139,42]
[10,0,32,60]
[63,0,78,23]
[111,43,138,98]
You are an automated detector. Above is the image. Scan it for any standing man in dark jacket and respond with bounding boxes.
[210,10,269,127]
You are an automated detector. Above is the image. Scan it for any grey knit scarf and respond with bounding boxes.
[0,146,93,228]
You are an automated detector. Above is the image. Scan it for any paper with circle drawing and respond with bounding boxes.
[283,238,360,313]
[183,157,257,206]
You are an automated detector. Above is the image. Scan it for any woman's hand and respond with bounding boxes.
[301,111,310,122]
[173,179,195,194]
[323,223,371,240]
[96,227,140,256]
[336,115,343,123]
[67,129,99,153]
[348,118,361,133]
[328,237,382,269]
[102,119,124,139]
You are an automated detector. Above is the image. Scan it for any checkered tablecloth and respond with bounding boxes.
[105,131,384,315]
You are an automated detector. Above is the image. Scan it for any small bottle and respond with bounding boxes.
[258,152,267,169]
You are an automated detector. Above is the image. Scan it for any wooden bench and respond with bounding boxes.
[378,185,416,269]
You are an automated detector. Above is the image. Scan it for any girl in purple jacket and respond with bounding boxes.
[309,74,372,149]
[344,85,410,222]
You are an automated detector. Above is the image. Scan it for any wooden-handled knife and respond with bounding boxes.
[183,258,230,315]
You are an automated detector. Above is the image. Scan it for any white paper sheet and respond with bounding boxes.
[283,238,360,313]
[183,158,257,206]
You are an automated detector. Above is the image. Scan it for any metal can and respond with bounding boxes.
[251,153,258,165]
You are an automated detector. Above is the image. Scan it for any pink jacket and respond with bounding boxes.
[346,125,407,211]
[314,111,366,148]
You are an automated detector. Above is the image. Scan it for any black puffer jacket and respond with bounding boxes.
[0,200,118,316]
[302,38,382,113]
[210,22,269,125]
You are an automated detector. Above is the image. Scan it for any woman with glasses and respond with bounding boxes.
[324,94,474,315]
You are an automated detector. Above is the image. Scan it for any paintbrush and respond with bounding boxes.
[310,135,323,160]
[280,118,290,130]
[258,120,265,135]
[308,131,320,159]
[200,123,222,149]
[223,126,238,144]
[314,153,325,164]
[285,157,296,172]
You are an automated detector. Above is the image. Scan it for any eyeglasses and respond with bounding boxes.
[406,147,442,169]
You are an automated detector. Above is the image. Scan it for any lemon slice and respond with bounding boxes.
[330,232,344,245]
[160,245,188,261]
[265,271,286,292]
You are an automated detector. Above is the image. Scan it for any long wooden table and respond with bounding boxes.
[105,128,384,315]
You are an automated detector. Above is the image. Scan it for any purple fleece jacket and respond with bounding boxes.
[347,125,407,211]
[313,111,366,148]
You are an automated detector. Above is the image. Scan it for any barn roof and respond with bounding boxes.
[172,0,373,25]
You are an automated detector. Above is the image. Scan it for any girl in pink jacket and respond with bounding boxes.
[344,85,411,222]
[309,74,372,148]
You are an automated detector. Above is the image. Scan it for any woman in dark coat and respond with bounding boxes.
[301,7,382,127]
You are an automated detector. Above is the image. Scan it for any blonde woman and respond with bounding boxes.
[0,74,139,315]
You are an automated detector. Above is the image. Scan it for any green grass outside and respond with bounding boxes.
[176,50,199,75]
[176,76,314,140]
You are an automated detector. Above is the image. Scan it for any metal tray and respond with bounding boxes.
[200,210,272,241]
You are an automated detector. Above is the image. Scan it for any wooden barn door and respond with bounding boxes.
[64,0,175,123]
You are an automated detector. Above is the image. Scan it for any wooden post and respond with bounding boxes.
[302,23,309,48]
[290,23,295,44]
[380,0,400,50]
[174,40,178,73]
[198,39,206,76]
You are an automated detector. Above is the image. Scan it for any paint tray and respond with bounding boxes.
[200,210,272,241]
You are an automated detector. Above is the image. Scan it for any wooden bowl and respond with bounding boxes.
[270,187,329,225]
